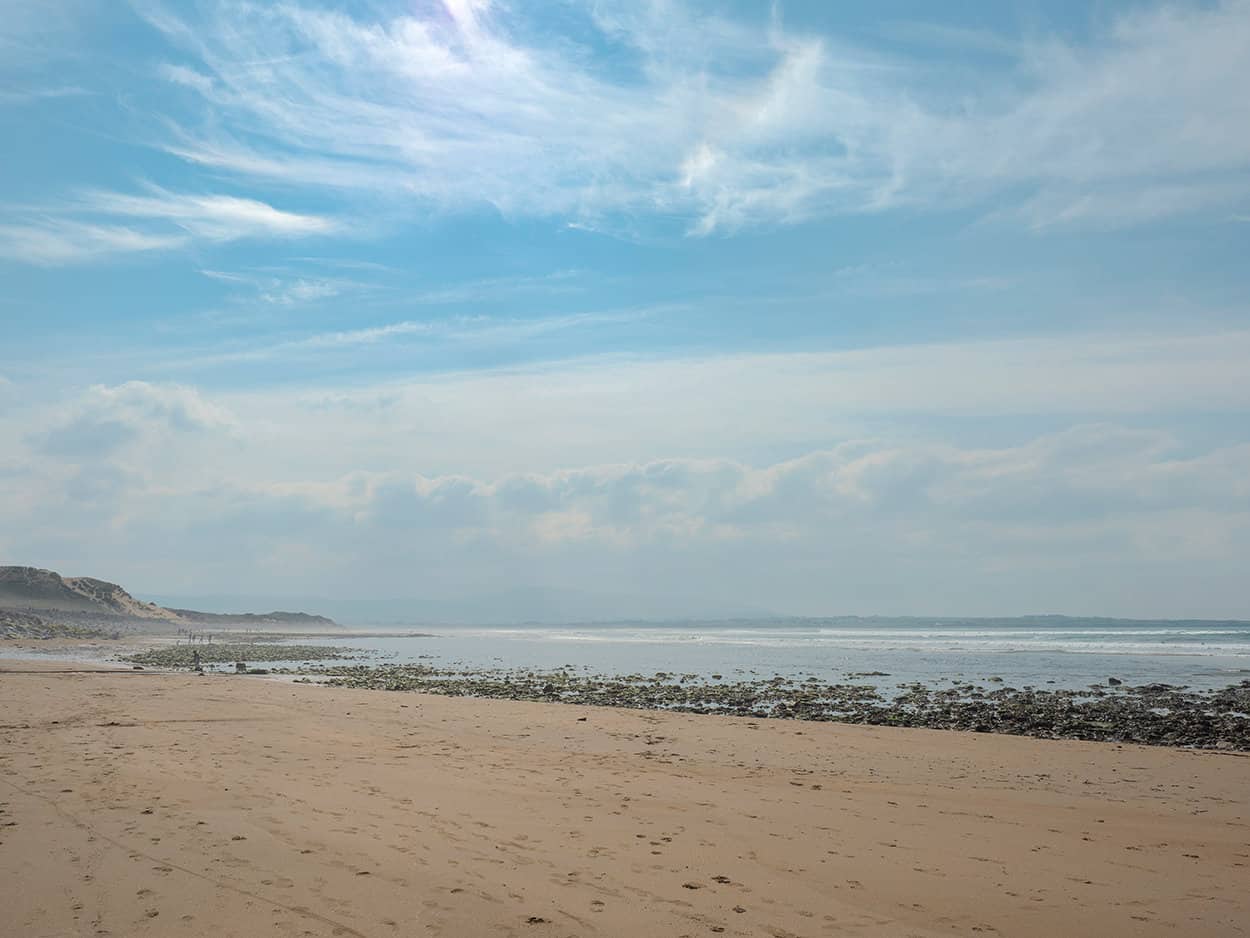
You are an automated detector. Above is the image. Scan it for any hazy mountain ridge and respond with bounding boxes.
[0,566,338,635]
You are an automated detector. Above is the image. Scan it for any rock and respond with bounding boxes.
[1108,677,1123,686]
[298,660,1250,750]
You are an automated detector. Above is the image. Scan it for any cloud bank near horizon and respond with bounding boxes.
[3,1,1249,618]
[3,329,1249,619]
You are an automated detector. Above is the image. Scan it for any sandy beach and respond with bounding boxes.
[2,659,1247,937]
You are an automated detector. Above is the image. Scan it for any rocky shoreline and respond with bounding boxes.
[0,609,121,640]
[124,643,355,667]
[268,663,1250,750]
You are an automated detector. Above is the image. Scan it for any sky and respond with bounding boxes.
[2,0,1249,621]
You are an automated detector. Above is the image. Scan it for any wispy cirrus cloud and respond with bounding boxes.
[161,304,668,370]
[107,326,1249,482]
[133,0,1250,235]
[0,0,94,68]
[81,189,335,240]
[0,220,185,266]
[0,84,91,105]
[0,186,337,265]
[187,266,584,328]
[405,270,586,306]
[295,306,653,350]
[9,1,1244,267]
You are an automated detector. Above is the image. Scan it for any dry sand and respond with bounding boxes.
[1,660,1247,938]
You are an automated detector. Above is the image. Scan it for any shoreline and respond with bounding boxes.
[300,664,1250,750]
[2,658,1248,937]
[5,637,1249,750]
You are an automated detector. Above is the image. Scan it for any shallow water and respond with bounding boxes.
[289,620,1250,692]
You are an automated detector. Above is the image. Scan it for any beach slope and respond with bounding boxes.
[1,661,1246,937]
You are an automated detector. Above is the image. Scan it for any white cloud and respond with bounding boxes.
[228,329,1250,478]
[0,0,93,69]
[1013,179,1250,230]
[86,380,236,432]
[197,266,369,309]
[264,279,339,305]
[404,270,585,305]
[10,0,1241,268]
[158,304,664,369]
[28,381,236,462]
[0,220,185,265]
[12,327,1249,483]
[82,189,335,240]
[4,324,1249,616]
[0,382,239,565]
[9,327,1230,510]
[191,264,580,315]
[0,187,336,265]
[157,62,213,95]
[295,307,652,350]
[5,404,1250,616]
[0,85,90,104]
[134,0,1250,233]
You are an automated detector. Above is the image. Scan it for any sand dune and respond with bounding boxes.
[1,660,1247,937]
[0,565,340,635]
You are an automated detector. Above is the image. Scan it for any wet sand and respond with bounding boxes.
[1,660,1247,937]
[0,637,134,658]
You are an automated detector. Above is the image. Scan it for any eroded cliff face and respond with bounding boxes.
[61,576,173,618]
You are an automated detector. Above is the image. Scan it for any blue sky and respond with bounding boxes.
[2,0,1249,620]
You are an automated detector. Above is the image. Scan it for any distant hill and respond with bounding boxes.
[166,608,340,629]
[0,566,338,634]
[141,586,778,626]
